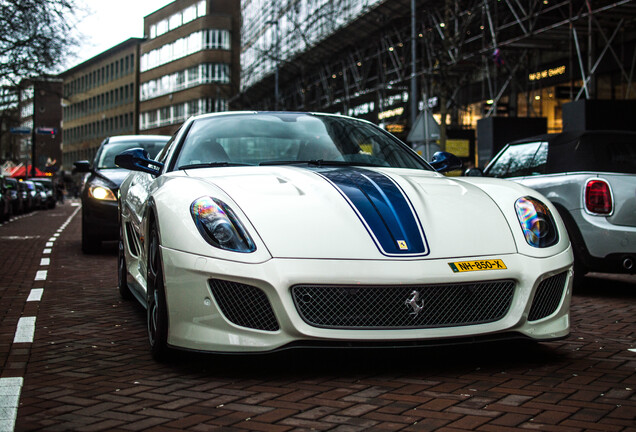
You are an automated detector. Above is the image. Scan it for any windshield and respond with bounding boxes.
[173,113,430,170]
[96,140,168,169]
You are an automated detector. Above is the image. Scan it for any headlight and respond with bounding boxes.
[191,196,256,253]
[515,197,558,248]
[88,185,117,201]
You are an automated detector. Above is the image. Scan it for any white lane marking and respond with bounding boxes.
[0,236,39,240]
[13,317,36,343]
[45,242,53,247]
[27,289,44,302]
[71,203,80,207]
[0,377,22,431]
[48,237,56,242]
[40,258,50,266]
[3,205,81,430]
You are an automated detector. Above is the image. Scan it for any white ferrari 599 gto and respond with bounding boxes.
[115,111,573,360]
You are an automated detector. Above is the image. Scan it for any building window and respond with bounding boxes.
[140,63,230,101]
[141,30,231,72]
[150,1,206,39]
[139,97,226,130]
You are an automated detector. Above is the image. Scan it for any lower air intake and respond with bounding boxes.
[528,272,568,321]
[209,279,279,331]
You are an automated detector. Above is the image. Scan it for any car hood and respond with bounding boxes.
[189,166,518,260]
[93,168,130,188]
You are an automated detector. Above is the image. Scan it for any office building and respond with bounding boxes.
[60,38,143,168]
[139,0,241,135]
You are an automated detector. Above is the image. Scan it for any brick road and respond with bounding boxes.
[0,201,635,431]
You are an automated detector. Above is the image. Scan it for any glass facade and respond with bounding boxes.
[241,0,383,91]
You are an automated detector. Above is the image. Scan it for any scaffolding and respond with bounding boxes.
[237,0,636,131]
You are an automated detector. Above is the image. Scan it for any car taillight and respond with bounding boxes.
[585,180,612,214]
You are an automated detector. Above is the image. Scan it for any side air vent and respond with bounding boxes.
[208,279,279,332]
[125,222,139,257]
[528,272,568,321]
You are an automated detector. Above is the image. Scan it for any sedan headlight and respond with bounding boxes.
[515,197,558,248]
[88,185,117,201]
[191,197,256,253]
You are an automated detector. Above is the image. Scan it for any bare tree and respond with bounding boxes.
[0,0,80,85]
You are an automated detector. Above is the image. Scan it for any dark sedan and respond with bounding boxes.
[74,135,170,253]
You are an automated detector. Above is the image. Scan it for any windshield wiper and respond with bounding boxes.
[179,162,253,170]
[259,159,382,167]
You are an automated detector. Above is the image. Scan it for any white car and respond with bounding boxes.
[115,112,574,360]
[480,131,636,287]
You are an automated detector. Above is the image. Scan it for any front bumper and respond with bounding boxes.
[160,247,574,353]
[81,196,119,240]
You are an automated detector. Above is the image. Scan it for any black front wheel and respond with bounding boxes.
[147,224,170,361]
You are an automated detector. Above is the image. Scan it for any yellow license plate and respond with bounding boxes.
[449,259,507,273]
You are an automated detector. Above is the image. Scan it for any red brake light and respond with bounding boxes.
[585,180,612,214]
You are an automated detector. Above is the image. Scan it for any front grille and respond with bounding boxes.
[528,272,568,321]
[208,279,279,332]
[292,280,515,329]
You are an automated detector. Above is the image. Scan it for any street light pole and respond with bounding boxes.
[267,20,280,110]
[410,0,417,136]
[31,83,37,178]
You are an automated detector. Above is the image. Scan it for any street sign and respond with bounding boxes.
[10,127,31,134]
[36,127,57,135]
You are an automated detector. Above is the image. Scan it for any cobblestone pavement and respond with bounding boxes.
[0,200,635,431]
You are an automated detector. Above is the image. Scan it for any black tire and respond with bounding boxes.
[571,249,587,291]
[554,206,587,291]
[118,224,133,300]
[147,224,170,361]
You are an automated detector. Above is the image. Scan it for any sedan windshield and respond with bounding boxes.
[173,113,431,170]
[96,140,167,169]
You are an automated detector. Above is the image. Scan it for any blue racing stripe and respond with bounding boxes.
[315,168,428,256]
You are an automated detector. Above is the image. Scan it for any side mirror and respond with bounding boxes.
[115,148,164,176]
[73,160,91,173]
[429,151,463,173]
[464,167,484,177]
